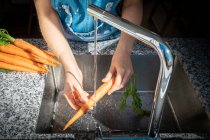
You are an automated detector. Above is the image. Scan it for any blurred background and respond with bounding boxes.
[0,0,209,38]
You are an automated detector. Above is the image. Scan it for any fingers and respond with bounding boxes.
[64,78,89,110]
[72,91,86,107]
[74,86,89,103]
[108,70,124,95]
[102,67,114,82]
[108,69,133,95]
[64,92,79,110]
[121,70,133,88]
[64,90,89,110]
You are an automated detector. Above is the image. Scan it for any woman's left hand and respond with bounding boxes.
[102,45,133,95]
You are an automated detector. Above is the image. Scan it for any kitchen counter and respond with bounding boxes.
[0,38,209,139]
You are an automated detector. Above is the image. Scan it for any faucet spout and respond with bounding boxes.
[87,4,173,137]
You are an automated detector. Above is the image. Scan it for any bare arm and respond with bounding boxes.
[34,0,89,110]
[33,0,80,77]
[103,0,143,94]
[118,0,143,52]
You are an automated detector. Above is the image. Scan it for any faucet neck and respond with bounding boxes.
[87,4,174,137]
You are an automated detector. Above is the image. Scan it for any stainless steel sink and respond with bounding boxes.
[36,55,210,137]
[166,57,210,133]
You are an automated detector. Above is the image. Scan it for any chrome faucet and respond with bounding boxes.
[87,5,173,137]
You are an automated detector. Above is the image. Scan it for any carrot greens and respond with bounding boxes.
[0,29,15,43]
[119,75,149,116]
[0,69,11,72]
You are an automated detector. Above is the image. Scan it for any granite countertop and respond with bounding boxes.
[0,38,209,139]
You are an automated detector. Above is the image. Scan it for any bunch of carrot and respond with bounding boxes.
[0,29,59,73]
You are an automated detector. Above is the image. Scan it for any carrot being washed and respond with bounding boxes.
[0,61,37,72]
[63,78,115,130]
[0,52,47,72]
[0,44,56,67]
[0,29,60,64]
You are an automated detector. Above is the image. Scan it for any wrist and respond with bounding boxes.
[65,66,82,82]
[57,46,81,74]
[64,63,81,75]
[117,35,135,54]
[116,41,133,55]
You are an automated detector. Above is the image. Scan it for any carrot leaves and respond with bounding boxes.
[119,74,149,116]
[0,29,15,43]
[0,40,9,46]
[0,29,13,72]
[0,69,11,72]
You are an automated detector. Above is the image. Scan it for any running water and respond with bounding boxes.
[93,17,98,109]
[91,17,103,139]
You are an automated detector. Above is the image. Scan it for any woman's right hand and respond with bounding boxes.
[63,69,89,110]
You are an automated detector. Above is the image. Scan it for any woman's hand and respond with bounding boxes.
[102,44,133,95]
[101,0,143,95]
[63,69,89,110]
[102,0,142,95]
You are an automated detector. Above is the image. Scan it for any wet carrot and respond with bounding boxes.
[0,61,38,72]
[63,78,115,130]
[0,52,47,72]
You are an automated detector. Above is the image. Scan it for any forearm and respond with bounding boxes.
[34,1,79,74]
[117,0,143,53]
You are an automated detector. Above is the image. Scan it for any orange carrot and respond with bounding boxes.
[0,61,37,72]
[13,39,60,64]
[0,52,47,72]
[0,47,47,70]
[13,55,48,71]
[0,44,55,66]
[43,50,56,57]
[31,54,56,67]
[0,44,56,67]
[63,78,115,130]
[0,29,59,65]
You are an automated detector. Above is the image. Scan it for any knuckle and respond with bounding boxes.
[112,86,119,91]
[121,69,126,74]
[129,69,134,74]
[117,84,122,89]
[118,68,125,74]
[113,83,119,88]
[127,69,132,74]
[115,81,121,87]
[120,84,124,88]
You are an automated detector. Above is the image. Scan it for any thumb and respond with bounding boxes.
[102,67,114,82]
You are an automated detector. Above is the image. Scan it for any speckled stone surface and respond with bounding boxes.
[167,39,210,117]
[0,38,209,139]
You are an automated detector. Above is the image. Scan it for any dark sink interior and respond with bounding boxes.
[166,58,210,133]
[36,55,210,137]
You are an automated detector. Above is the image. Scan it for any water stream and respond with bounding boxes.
[93,17,98,111]
[92,17,103,139]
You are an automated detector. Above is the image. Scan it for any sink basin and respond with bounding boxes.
[36,55,210,137]
[166,57,210,133]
